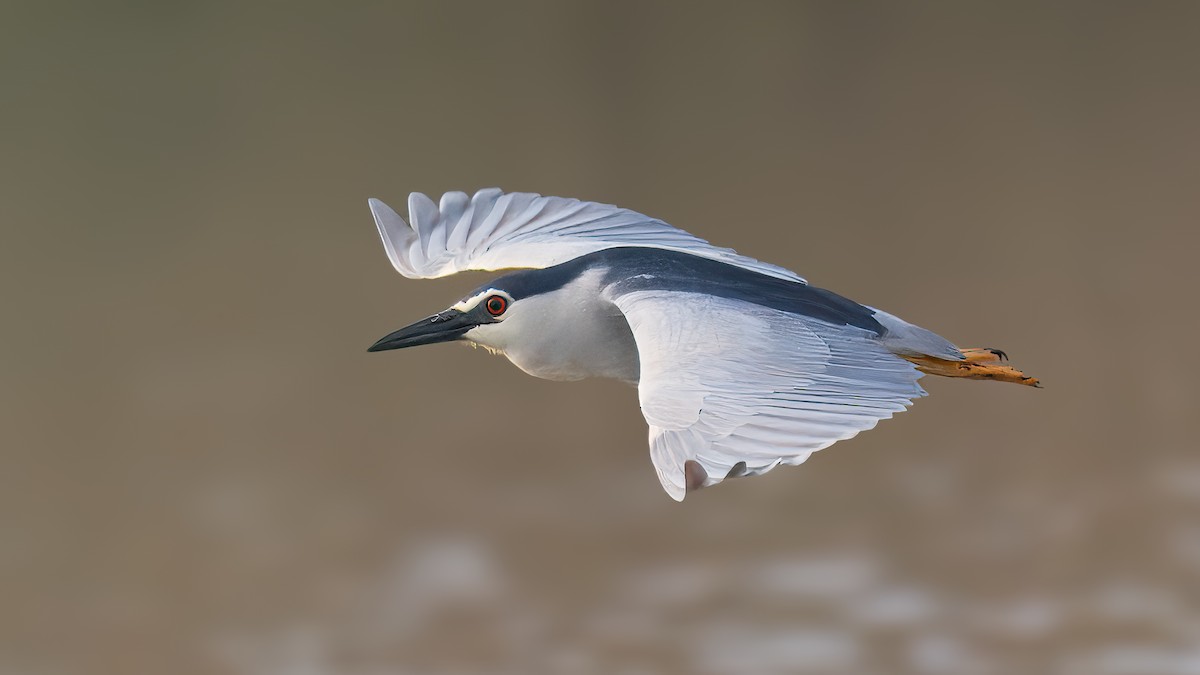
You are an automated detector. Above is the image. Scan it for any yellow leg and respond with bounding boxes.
[904,348,1040,387]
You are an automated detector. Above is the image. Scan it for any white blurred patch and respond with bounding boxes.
[620,562,723,605]
[211,536,524,675]
[745,555,879,599]
[967,596,1063,639]
[1089,583,1183,624]
[692,624,861,673]
[907,633,986,675]
[213,624,331,675]
[1168,526,1200,566]
[847,587,940,628]
[1153,462,1200,501]
[1062,645,1200,675]
[377,537,505,611]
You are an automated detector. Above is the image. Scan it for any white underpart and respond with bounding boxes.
[369,188,804,283]
[463,268,639,383]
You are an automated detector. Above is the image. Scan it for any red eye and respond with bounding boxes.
[485,295,507,316]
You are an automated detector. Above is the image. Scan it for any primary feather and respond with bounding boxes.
[369,188,804,282]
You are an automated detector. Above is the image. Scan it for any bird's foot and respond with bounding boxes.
[959,347,1008,364]
[904,348,1041,387]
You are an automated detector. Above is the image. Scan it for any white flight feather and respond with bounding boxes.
[608,290,926,501]
[368,188,805,283]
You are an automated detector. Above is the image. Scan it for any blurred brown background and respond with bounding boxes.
[3,3,1199,674]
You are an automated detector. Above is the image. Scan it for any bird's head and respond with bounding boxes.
[367,260,611,381]
[367,284,525,354]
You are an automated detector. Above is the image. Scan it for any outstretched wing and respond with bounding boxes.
[608,290,927,501]
[369,188,804,282]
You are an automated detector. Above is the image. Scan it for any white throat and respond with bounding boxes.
[463,268,640,383]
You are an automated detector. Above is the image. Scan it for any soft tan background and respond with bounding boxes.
[3,3,1199,674]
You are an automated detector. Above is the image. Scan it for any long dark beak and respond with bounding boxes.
[367,309,477,352]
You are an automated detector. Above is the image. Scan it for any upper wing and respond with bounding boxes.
[609,290,927,501]
[368,188,804,282]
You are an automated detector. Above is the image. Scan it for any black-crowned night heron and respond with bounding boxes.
[367,189,1038,501]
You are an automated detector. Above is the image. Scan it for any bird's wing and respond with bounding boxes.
[369,188,804,282]
[608,290,927,501]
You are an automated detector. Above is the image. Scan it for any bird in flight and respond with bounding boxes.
[367,189,1038,501]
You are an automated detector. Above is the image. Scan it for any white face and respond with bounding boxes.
[463,290,574,375]
[452,266,609,359]
[454,271,640,383]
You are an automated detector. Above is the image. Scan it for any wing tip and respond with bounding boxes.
[368,197,407,226]
[663,481,686,502]
[368,197,423,277]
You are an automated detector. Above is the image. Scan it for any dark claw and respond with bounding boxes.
[987,348,1008,361]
